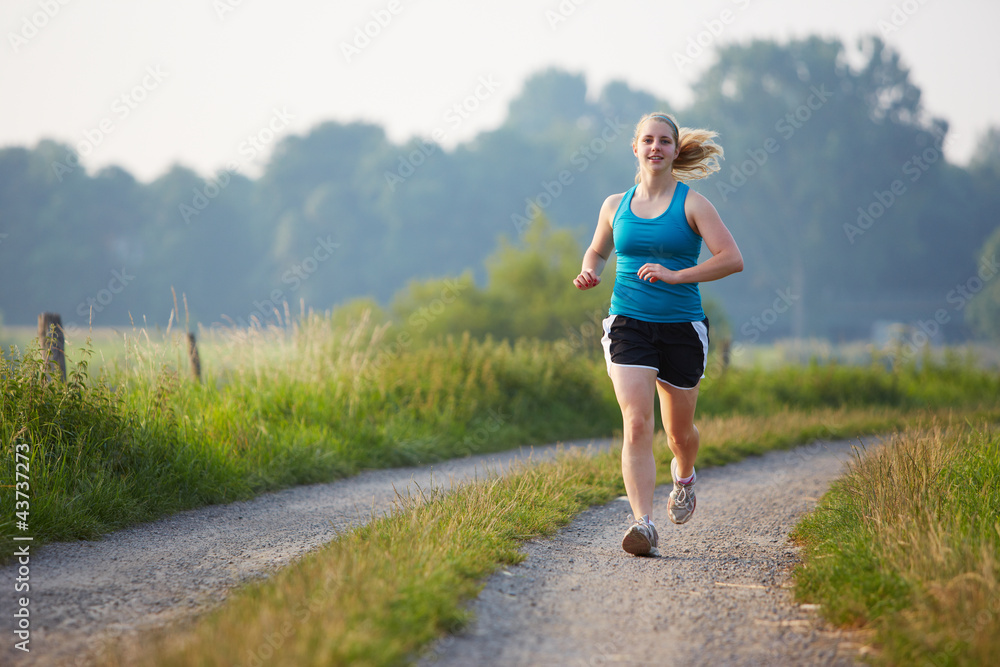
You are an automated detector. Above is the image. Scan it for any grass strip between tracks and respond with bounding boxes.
[109,404,999,666]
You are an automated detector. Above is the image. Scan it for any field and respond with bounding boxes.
[2,316,999,664]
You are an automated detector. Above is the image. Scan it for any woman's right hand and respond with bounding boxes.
[574,269,601,290]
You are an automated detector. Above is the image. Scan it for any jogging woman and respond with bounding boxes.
[573,112,743,556]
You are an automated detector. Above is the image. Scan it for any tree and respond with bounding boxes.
[687,36,953,340]
[390,216,611,343]
[598,81,665,127]
[0,48,995,347]
[505,68,593,139]
[145,164,268,326]
[965,226,1000,341]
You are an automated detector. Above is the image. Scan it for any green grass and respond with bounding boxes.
[698,351,999,415]
[793,421,1000,665]
[0,315,621,559]
[3,310,999,562]
[108,406,1000,666]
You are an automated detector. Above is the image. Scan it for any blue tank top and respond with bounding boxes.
[609,182,705,323]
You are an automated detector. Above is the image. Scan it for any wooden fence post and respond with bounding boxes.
[187,332,201,383]
[38,312,66,382]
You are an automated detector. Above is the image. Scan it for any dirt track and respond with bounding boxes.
[420,438,870,666]
[0,440,610,666]
[1,437,870,666]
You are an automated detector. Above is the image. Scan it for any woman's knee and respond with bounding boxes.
[622,411,655,440]
[666,423,698,448]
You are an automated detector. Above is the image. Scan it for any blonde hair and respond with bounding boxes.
[633,112,724,184]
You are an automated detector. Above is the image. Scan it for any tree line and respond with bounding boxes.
[1,35,997,344]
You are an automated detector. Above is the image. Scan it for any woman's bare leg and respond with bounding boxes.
[609,364,659,521]
[657,380,700,477]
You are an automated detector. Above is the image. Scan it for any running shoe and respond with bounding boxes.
[621,516,658,555]
[667,457,697,524]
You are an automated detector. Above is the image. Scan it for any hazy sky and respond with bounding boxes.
[3,0,996,182]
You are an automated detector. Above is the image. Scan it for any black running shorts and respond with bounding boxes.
[601,314,710,389]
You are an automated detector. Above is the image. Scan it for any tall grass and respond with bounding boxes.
[2,309,998,561]
[0,313,620,558]
[793,422,1000,665]
[0,343,197,546]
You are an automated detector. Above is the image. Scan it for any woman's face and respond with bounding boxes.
[633,119,679,173]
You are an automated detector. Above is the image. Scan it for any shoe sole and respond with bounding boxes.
[621,526,652,555]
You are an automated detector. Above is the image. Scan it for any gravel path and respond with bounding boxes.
[420,438,870,666]
[2,437,871,666]
[0,439,611,667]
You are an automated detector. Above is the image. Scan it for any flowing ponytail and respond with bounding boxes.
[633,112,724,184]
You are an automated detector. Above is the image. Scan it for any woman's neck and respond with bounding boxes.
[636,172,677,199]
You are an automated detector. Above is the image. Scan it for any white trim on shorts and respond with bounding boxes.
[657,376,697,390]
[680,318,710,389]
[600,315,617,377]
[600,314,709,390]
[692,319,709,363]
[602,314,674,379]
[692,318,709,382]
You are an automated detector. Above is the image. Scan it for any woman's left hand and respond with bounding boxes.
[637,263,680,284]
